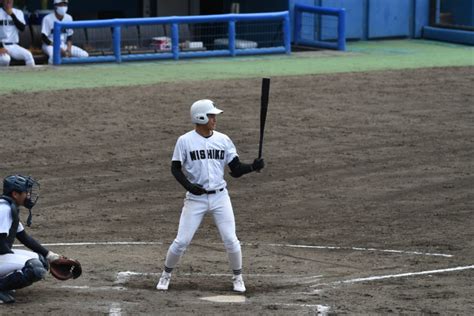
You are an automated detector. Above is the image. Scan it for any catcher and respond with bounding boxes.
[0,175,81,304]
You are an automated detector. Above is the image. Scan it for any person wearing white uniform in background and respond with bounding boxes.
[156,99,265,293]
[41,0,88,64]
[0,175,62,304]
[0,0,35,66]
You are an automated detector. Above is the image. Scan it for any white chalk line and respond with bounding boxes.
[274,303,330,315]
[60,285,127,291]
[263,243,453,257]
[65,265,474,295]
[115,271,323,284]
[23,241,165,247]
[310,264,474,290]
[109,302,122,316]
[13,240,453,258]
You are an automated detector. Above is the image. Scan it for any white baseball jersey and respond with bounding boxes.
[41,12,74,45]
[172,130,238,190]
[0,199,40,277]
[0,8,25,43]
[0,199,24,235]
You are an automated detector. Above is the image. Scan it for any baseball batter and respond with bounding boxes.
[0,0,35,66]
[41,0,88,64]
[156,99,264,293]
[0,175,62,304]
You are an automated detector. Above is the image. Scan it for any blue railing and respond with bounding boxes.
[293,4,346,51]
[53,11,291,65]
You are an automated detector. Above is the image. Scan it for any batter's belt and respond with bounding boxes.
[206,187,225,194]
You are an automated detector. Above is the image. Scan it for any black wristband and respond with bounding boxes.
[228,156,253,178]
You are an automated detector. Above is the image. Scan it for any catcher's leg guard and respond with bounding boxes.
[23,258,47,282]
[0,258,47,291]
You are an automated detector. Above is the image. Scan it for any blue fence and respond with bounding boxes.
[53,12,291,65]
[293,4,346,51]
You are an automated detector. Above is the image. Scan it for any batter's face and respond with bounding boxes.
[206,114,217,130]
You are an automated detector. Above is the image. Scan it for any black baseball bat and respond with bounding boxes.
[258,78,270,159]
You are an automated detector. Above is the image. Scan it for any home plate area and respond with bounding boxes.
[99,240,463,315]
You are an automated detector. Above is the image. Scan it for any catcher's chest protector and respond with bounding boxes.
[0,196,19,249]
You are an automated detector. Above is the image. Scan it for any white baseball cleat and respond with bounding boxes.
[232,274,246,293]
[156,272,171,291]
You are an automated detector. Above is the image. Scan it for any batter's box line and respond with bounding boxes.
[259,243,453,258]
[115,271,323,285]
[309,264,474,292]
[17,241,454,258]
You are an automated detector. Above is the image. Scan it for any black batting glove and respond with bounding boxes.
[188,183,207,195]
[252,158,265,172]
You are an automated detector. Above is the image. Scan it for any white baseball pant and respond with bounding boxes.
[0,52,10,66]
[0,44,35,66]
[0,249,39,276]
[42,43,89,64]
[166,189,242,270]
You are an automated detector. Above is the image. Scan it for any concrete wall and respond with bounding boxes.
[288,0,431,39]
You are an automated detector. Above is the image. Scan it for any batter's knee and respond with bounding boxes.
[169,238,190,256]
[224,238,241,254]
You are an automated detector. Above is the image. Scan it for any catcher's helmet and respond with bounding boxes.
[190,99,223,124]
[3,175,40,209]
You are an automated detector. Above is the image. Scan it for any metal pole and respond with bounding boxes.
[229,20,236,56]
[171,23,179,60]
[53,22,61,65]
[113,25,122,63]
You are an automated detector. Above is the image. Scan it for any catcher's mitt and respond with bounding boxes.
[49,257,82,281]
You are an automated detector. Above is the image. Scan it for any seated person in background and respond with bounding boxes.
[41,0,88,64]
[0,0,35,67]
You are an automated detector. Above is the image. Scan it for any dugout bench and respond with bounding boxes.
[11,23,205,65]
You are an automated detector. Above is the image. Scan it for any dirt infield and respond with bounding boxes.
[1,66,473,314]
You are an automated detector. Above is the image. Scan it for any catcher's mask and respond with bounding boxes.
[3,174,40,226]
[190,99,223,125]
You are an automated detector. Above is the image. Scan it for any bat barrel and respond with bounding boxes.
[258,78,270,159]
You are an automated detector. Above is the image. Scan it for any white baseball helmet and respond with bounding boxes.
[190,99,223,124]
[54,0,68,4]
